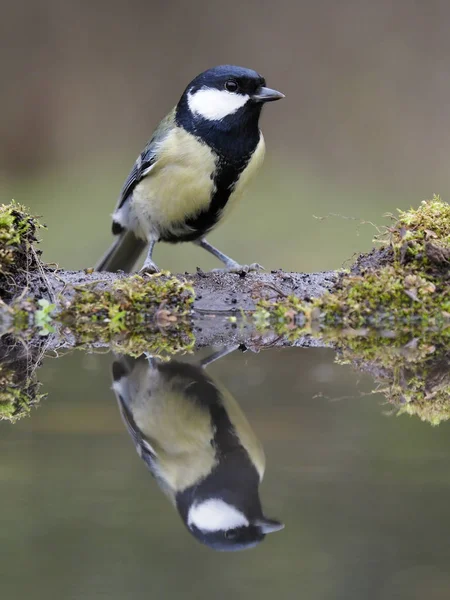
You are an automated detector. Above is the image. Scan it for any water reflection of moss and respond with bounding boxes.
[337,340,450,425]
[59,273,195,356]
[0,359,45,422]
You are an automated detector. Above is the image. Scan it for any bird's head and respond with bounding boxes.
[186,498,284,552]
[178,65,284,125]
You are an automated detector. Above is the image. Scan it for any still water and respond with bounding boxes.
[1,346,450,600]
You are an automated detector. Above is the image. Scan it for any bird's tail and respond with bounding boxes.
[96,230,146,273]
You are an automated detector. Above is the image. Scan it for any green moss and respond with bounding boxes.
[318,266,450,332]
[335,338,450,425]
[252,294,312,340]
[389,196,450,261]
[254,196,450,338]
[0,295,53,338]
[0,202,195,353]
[396,394,450,425]
[0,202,43,300]
[35,298,56,335]
[0,200,196,352]
[59,273,195,357]
[317,196,450,331]
[252,196,450,424]
[0,202,35,251]
[0,362,45,423]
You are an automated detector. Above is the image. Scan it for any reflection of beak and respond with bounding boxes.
[251,86,285,102]
[255,518,285,534]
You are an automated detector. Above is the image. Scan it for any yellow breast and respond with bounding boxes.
[132,373,217,496]
[132,128,217,238]
[130,129,265,240]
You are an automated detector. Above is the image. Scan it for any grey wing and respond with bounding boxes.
[112,356,159,465]
[115,108,176,212]
[116,391,158,468]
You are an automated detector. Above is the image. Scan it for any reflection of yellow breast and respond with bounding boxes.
[132,128,217,236]
[130,366,265,498]
[132,373,217,497]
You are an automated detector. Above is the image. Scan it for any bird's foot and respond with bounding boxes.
[212,263,264,275]
[139,262,160,275]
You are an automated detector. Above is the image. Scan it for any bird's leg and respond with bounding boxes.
[200,345,241,368]
[194,238,263,273]
[140,240,160,274]
[195,238,240,268]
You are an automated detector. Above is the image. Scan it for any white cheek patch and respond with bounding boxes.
[188,499,249,532]
[188,88,249,121]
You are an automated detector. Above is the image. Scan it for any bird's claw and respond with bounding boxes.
[213,263,264,274]
[139,263,160,276]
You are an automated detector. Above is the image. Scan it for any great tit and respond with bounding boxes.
[96,65,284,273]
[111,348,284,551]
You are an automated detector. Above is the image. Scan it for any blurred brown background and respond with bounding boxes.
[1,0,450,272]
[3,6,450,598]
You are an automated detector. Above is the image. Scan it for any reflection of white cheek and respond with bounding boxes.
[188,498,249,532]
[188,88,249,121]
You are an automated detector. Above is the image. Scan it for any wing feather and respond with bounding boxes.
[115,108,176,211]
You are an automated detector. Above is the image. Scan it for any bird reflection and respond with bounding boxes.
[111,347,283,551]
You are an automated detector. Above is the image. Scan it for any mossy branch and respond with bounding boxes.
[0,196,449,355]
[1,197,450,425]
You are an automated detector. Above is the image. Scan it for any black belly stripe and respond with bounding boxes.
[160,157,251,243]
[164,101,262,243]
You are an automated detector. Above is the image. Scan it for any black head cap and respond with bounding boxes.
[187,65,266,98]
[191,524,265,552]
[176,65,284,130]
[181,65,284,105]
[188,517,284,552]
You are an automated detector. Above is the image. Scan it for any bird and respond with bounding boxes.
[96,65,284,273]
[111,348,284,551]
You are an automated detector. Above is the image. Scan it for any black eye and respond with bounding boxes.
[225,529,238,539]
[225,80,238,93]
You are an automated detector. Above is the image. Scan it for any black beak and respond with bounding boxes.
[255,518,285,534]
[252,86,285,103]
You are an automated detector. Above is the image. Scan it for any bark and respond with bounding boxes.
[51,267,337,311]
[2,267,339,352]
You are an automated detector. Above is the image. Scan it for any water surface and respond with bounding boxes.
[1,346,449,600]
